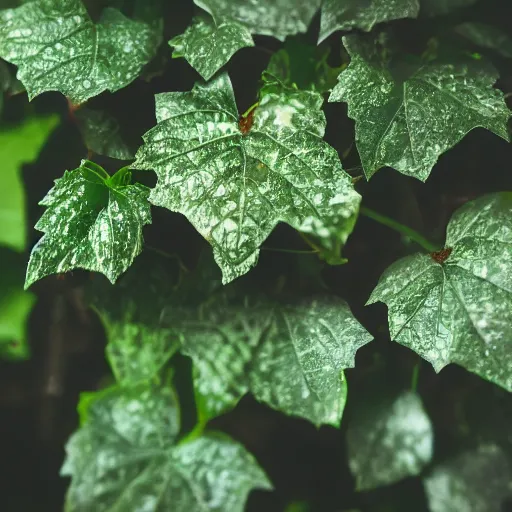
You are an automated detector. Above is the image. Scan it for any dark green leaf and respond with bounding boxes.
[420,0,477,17]
[347,391,433,490]
[25,160,151,288]
[319,0,420,43]
[455,23,512,59]
[368,193,512,392]
[173,290,372,426]
[0,114,58,252]
[330,34,510,181]
[170,16,254,81]
[75,107,136,160]
[424,444,512,512]
[62,383,271,512]
[0,0,161,104]
[134,73,361,283]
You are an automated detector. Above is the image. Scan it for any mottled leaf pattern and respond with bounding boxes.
[319,0,420,43]
[172,291,372,426]
[330,34,510,180]
[25,161,151,288]
[170,17,253,80]
[0,0,161,104]
[62,384,271,512]
[197,0,321,41]
[0,115,58,252]
[455,23,512,59]
[424,444,512,512]
[368,193,512,391]
[347,391,433,490]
[134,73,361,283]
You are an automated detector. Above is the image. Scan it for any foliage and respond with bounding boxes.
[1,0,511,510]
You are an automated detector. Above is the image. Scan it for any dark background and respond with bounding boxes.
[1,0,512,510]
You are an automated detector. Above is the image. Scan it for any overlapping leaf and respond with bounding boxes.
[170,0,320,79]
[455,23,512,59]
[25,160,151,288]
[62,384,271,511]
[0,0,162,104]
[319,0,420,43]
[368,193,512,392]
[172,290,372,426]
[330,34,510,180]
[134,73,361,283]
[347,390,433,490]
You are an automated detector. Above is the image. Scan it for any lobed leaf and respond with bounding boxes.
[368,193,512,392]
[134,73,361,283]
[330,34,510,181]
[25,161,151,288]
[0,0,161,104]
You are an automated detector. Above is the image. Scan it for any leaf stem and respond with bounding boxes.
[360,206,441,253]
[241,101,259,118]
[262,246,319,255]
[411,360,421,393]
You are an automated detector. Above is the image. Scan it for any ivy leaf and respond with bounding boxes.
[75,107,136,161]
[173,290,372,426]
[420,0,477,17]
[0,249,35,359]
[170,16,254,81]
[62,384,271,512]
[134,73,361,283]
[196,0,321,41]
[88,253,182,387]
[347,390,433,490]
[25,161,151,288]
[455,23,512,59]
[319,0,420,43]
[0,0,162,105]
[0,114,58,252]
[424,444,512,512]
[367,193,512,392]
[330,35,510,181]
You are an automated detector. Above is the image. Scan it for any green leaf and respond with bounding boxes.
[170,16,254,81]
[89,252,182,387]
[62,383,271,512]
[455,23,512,59]
[264,39,344,94]
[134,73,361,283]
[367,193,512,392]
[424,444,512,512]
[0,0,162,104]
[319,0,420,43]
[25,160,151,288]
[330,34,510,181]
[347,390,433,490]
[420,0,477,17]
[174,290,372,426]
[0,114,58,252]
[75,107,136,161]
[0,248,35,359]
[196,0,321,41]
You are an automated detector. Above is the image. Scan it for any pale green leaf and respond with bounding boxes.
[134,73,361,283]
[174,291,372,426]
[0,0,161,104]
[367,193,512,392]
[75,107,135,160]
[455,23,512,59]
[347,391,433,490]
[196,0,321,41]
[424,444,512,512]
[170,16,254,81]
[0,114,58,252]
[420,0,477,17]
[62,384,271,512]
[0,248,35,359]
[319,0,420,43]
[25,161,151,288]
[330,35,510,181]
